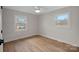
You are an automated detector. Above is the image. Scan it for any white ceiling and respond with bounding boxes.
[4,6,67,15]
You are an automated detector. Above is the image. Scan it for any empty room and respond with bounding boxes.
[0,6,79,52]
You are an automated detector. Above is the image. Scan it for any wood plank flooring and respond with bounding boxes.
[3,35,79,52]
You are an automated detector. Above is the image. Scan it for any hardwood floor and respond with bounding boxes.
[3,35,79,52]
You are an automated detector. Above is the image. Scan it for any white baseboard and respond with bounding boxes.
[40,34,79,47]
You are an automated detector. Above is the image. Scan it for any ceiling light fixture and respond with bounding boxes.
[35,9,40,13]
[34,6,40,13]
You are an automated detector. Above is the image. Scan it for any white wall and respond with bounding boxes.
[2,8,38,42]
[39,7,79,47]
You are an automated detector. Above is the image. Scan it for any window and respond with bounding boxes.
[55,13,70,28]
[15,16,27,31]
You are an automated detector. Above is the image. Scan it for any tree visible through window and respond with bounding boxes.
[55,13,70,28]
[15,16,27,31]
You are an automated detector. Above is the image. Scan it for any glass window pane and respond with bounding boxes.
[16,16,26,31]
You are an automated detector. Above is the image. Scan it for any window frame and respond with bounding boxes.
[15,15,27,32]
[55,12,71,28]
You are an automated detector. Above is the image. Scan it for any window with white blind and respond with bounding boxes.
[15,16,27,32]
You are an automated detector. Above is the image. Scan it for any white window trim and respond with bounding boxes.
[15,15,27,32]
[55,12,71,28]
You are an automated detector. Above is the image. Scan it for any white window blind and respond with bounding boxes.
[15,16,27,32]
